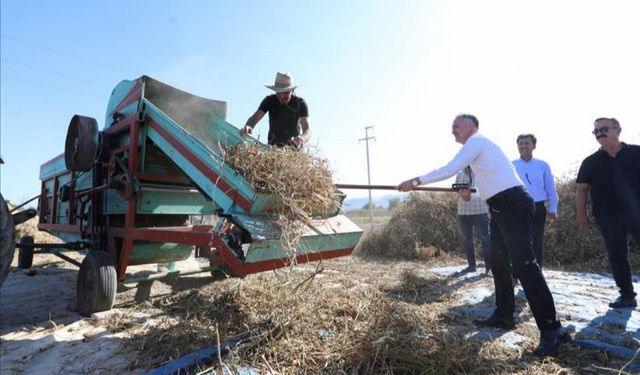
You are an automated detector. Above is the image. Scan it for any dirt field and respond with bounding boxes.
[1,250,639,374]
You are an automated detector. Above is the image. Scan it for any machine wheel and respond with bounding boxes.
[17,236,34,269]
[65,115,99,172]
[76,251,117,317]
[0,193,16,287]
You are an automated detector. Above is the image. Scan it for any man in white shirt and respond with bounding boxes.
[512,134,559,268]
[397,114,569,357]
[455,167,492,275]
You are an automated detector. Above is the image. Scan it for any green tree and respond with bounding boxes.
[387,197,402,211]
[361,202,380,210]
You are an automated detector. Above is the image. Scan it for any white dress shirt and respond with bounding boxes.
[417,133,524,201]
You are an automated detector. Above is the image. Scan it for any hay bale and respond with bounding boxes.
[356,192,460,259]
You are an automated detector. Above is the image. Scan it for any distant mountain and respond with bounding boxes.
[342,193,408,211]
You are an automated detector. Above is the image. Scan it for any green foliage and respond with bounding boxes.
[361,202,382,210]
[387,197,402,211]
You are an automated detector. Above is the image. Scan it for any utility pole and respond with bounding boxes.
[359,126,375,224]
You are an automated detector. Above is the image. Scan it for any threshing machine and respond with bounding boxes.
[22,76,362,316]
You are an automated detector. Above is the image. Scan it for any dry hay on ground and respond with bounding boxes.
[14,216,61,244]
[111,257,636,374]
[355,192,460,260]
[355,179,639,274]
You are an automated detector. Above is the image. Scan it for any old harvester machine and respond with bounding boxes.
[24,76,362,316]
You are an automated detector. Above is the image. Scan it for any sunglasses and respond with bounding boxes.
[592,126,617,135]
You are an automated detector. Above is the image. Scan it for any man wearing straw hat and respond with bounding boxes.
[241,72,310,149]
[397,114,570,357]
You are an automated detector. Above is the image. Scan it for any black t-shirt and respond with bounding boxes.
[576,143,640,215]
[258,94,308,146]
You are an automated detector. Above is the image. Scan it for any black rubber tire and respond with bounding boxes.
[0,193,16,287]
[64,115,99,172]
[76,251,117,317]
[17,236,34,269]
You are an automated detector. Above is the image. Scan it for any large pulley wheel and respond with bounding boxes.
[65,115,99,172]
[17,235,34,269]
[76,251,117,316]
[0,193,16,287]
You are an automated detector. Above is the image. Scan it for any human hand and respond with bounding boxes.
[577,212,591,228]
[458,188,471,201]
[396,179,415,192]
[291,136,305,149]
[240,125,253,136]
[548,212,558,222]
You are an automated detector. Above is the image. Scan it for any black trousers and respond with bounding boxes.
[595,212,640,298]
[487,186,560,332]
[532,201,547,268]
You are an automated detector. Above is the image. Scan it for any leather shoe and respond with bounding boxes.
[533,328,571,357]
[609,295,637,309]
[460,266,476,274]
[473,315,515,330]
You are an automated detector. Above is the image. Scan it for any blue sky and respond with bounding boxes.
[2,0,639,206]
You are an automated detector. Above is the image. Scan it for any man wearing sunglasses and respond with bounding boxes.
[576,118,640,309]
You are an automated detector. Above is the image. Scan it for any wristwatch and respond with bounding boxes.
[412,177,421,187]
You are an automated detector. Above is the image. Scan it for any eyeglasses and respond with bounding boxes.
[592,126,617,135]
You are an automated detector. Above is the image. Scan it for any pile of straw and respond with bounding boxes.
[224,143,339,219]
[117,258,623,374]
[356,192,461,259]
[355,179,639,273]
[223,142,341,258]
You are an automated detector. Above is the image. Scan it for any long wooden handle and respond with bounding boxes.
[335,184,476,193]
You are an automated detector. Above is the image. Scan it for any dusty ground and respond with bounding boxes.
[1,250,639,374]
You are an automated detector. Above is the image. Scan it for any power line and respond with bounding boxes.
[0,74,103,99]
[1,33,135,74]
[1,58,113,86]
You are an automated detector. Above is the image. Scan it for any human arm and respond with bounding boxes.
[576,182,591,228]
[396,138,481,192]
[291,116,310,148]
[240,110,266,135]
[458,188,472,201]
[544,163,559,219]
[455,169,473,201]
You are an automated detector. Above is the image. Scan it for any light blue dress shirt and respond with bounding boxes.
[512,158,559,214]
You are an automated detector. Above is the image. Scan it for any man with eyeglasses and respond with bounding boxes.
[512,134,559,268]
[576,117,640,309]
[397,114,569,357]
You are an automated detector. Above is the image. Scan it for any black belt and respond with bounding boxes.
[486,186,524,206]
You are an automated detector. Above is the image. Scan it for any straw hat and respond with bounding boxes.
[265,72,297,93]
